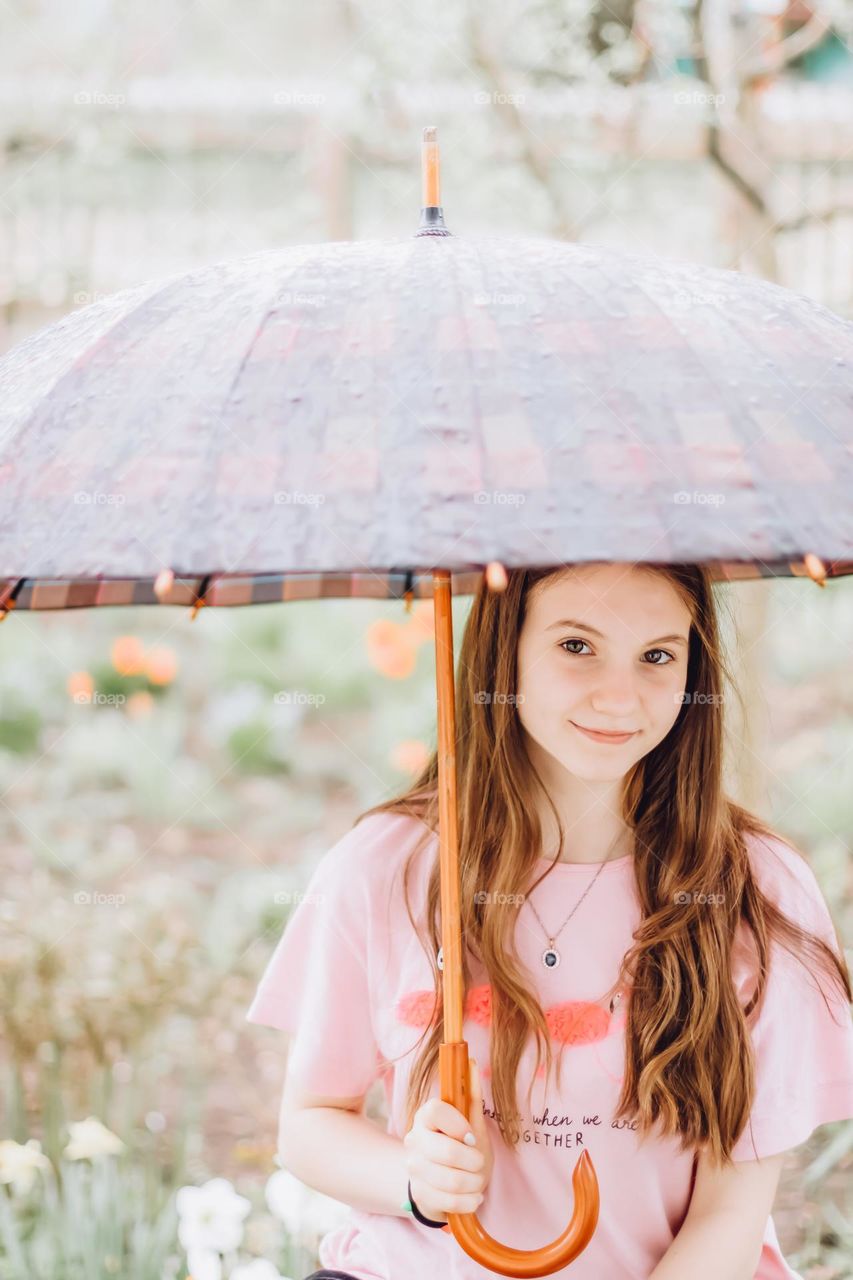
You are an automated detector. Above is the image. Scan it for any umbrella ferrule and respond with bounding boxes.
[415,205,452,236]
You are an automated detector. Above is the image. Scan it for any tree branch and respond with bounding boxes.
[740,9,832,84]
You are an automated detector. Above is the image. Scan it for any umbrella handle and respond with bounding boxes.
[431,568,600,1275]
[439,1042,600,1278]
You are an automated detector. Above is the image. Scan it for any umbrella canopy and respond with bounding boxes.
[1,228,852,614]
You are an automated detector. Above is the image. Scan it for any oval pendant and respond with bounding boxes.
[542,947,560,969]
[437,946,444,971]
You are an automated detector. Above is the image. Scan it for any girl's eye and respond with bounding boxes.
[560,639,591,656]
[559,639,676,665]
[644,649,676,665]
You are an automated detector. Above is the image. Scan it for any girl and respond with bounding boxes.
[247,561,853,1280]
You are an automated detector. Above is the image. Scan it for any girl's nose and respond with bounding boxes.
[590,680,640,715]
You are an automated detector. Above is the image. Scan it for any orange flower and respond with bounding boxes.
[126,691,153,718]
[111,635,145,675]
[405,601,435,645]
[366,619,416,679]
[389,739,430,775]
[367,619,401,653]
[381,649,415,678]
[145,646,178,686]
[67,671,94,702]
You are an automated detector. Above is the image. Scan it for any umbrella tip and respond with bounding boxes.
[485,561,508,592]
[803,552,828,587]
[154,568,176,602]
[415,126,452,238]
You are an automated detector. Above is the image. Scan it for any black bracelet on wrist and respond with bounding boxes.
[406,1178,448,1228]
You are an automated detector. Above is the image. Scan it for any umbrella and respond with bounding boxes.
[1,126,852,1277]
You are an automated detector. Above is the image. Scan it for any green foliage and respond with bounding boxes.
[0,709,40,755]
[0,1157,180,1280]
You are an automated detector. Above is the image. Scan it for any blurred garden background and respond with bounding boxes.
[1,0,853,1277]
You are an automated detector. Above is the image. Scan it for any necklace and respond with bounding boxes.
[527,829,627,970]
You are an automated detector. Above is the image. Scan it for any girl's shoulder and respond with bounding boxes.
[742,825,836,937]
[732,827,844,1005]
[316,807,438,891]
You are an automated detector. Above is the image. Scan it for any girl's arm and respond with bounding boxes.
[277,1067,489,1222]
[648,1147,787,1280]
[278,1080,412,1218]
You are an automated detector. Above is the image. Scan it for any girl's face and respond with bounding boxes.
[516,564,692,784]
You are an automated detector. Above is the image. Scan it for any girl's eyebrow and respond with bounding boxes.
[545,617,689,647]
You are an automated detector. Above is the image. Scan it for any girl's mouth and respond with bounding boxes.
[570,721,638,745]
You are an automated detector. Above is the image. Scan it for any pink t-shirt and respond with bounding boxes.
[246,811,853,1280]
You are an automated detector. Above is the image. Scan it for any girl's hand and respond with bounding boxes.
[403,1058,494,1224]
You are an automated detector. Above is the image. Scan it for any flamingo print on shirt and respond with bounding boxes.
[395,983,628,1081]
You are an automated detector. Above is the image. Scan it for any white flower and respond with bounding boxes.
[176,1177,252,1255]
[185,1247,222,1280]
[301,1189,351,1242]
[230,1261,289,1280]
[264,1169,350,1246]
[264,1170,302,1234]
[0,1138,51,1194]
[63,1117,125,1161]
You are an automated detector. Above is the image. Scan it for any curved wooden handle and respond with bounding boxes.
[447,1151,599,1278]
[439,1042,599,1277]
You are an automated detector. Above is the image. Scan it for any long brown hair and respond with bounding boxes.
[356,563,851,1166]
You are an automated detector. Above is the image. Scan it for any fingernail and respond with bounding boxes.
[464,1132,477,1145]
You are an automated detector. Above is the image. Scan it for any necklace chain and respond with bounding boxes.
[436,831,631,976]
[527,829,627,969]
